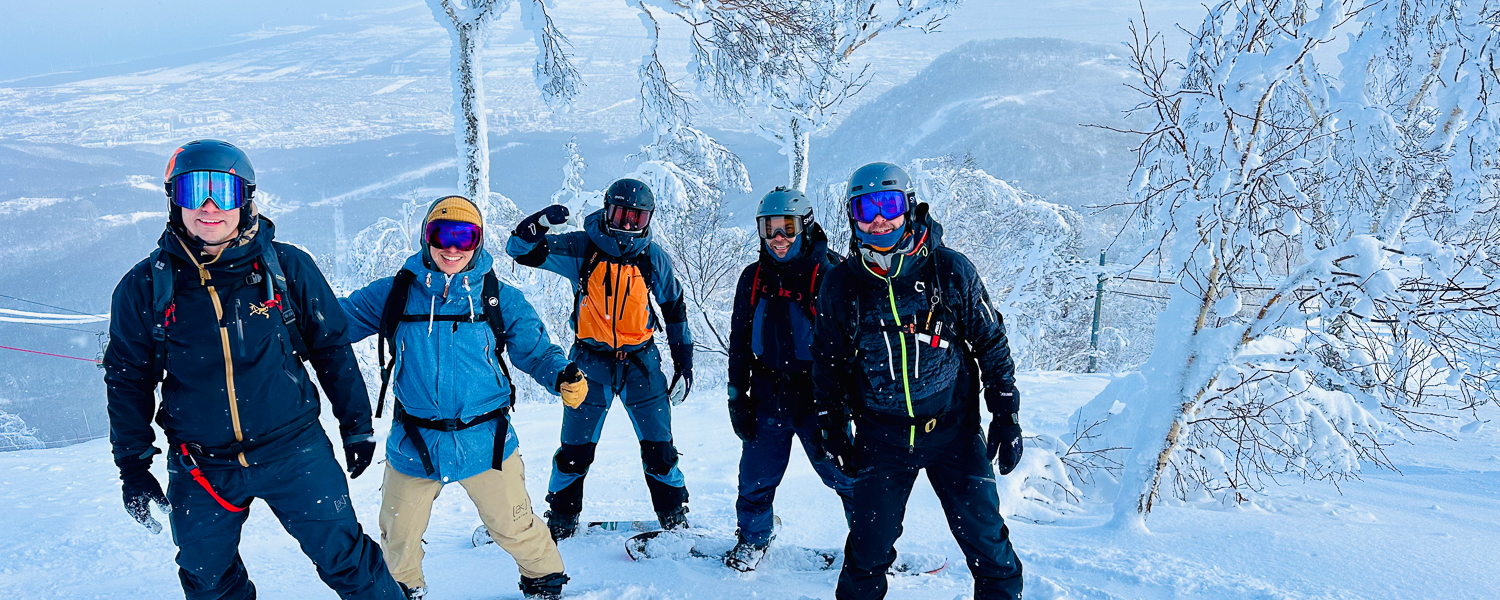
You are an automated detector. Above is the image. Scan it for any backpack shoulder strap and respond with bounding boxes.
[480,271,515,388]
[374,268,417,418]
[148,249,175,382]
[261,245,309,360]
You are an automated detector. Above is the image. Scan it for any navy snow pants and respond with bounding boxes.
[165,429,402,600]
[736,412,854,545]
[836,417,1024,600]
[548,343,688,517]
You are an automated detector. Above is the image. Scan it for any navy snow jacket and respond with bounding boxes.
[811,208,1018,441]
[105,218,373,471]
[728,224,840,418]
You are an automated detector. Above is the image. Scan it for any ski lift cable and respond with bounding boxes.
[0,315,108,325]
[10,321,103,335]
[0,292,98,316]
[0,344,102,364]
[0,308,108,321]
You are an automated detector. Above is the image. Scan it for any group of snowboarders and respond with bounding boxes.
[105,139,1026,600]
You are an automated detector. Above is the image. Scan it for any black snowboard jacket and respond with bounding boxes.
[728,224,840,419]
[105,218,373,472]
[811,208,1018,445]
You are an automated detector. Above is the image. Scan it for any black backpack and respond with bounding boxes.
[373,268,516,475]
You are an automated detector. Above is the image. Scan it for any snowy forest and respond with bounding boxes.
[1,1,1497,599]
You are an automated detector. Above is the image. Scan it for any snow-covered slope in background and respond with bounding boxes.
[3,373,1496,599]
[815,38,1138,215]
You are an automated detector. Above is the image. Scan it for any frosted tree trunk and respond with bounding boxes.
[787,117,811,193]
[452,23,491,208]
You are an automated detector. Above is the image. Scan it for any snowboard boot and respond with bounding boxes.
[544,510,580,542]
[656,505,690,531]
[398,582,426,599]
[724,535,771,572]
[519,572,570,600]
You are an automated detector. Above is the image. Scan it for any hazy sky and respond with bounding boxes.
[0,0,413,80]
[2,1,1206,82]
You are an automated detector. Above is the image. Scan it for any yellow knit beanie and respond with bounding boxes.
[425,196,483,228]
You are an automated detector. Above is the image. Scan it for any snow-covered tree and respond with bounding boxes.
[641,0,959,192]
[906,155,1094,371]
[426,0,581,225]
[1067,0,1500,529]
[0,409,43,452]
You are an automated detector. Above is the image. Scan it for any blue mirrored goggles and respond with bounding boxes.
[849,190,909,223]
[170,171,250,211]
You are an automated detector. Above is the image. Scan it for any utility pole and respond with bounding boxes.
[1088,250,1106,373]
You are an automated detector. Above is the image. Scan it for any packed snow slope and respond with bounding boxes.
[2,372,1495,599]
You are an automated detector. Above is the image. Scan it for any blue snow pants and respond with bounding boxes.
[547,343,688,516]
[165,427,403,600]
[735,378,854,544]
[836,416,1024,600]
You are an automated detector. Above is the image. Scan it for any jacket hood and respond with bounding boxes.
[585,208,651,258]
[759,221,829,269]
[849,203,946,284]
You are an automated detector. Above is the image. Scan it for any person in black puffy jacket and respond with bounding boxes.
[723,187,854,572]
[104,140,402,600]
[812,162,1025,600]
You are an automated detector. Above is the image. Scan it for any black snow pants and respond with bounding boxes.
[165,427,403,600]
[836,414,1024,600]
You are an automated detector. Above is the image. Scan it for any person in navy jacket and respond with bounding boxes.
[105,139,402,600]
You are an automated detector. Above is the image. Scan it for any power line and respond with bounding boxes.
[0,344,102,364]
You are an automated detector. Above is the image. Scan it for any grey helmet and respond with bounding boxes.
[845,161,915,211]
[757,186,814,240]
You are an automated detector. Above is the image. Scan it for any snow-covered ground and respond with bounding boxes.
[4,372,1495,599]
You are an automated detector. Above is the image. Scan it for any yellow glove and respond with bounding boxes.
[557,363,587,409]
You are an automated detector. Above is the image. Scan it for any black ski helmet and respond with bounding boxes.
[604,178,654,211]
[164,139,258,236]
[602,178,655,237]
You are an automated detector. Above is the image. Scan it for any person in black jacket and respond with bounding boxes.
[724,187,854,572]
[104,139,403,600]
[812,162,1025,600]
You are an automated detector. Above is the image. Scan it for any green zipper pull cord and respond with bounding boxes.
[870,254,916,447]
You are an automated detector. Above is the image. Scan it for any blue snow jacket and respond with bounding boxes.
[106,218,373,471]
[505,209,692,384]
[811,207,1018,446]
[341,247,570,482]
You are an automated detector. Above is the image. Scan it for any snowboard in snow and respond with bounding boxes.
[623,529,947,575]
[471,519,659,547]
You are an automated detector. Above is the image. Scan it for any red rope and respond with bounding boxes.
[0,344,101,363]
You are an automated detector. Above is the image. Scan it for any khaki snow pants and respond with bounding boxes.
[379,454,564,588]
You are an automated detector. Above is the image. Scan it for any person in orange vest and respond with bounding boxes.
[507,178,694,540]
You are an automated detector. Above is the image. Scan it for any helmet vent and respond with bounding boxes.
[882,180,898,186]
[851,185,864,192]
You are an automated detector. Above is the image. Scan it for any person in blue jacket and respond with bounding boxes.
[105,139,403,600]
[506,178,694,540]
[813,162,1025,600]
[340,195,587,600]
[723,187,854,571]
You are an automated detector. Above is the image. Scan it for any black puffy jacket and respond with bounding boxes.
[105,218,373,471]
[811,209,1017,441]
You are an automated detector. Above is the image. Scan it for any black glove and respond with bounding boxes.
[986,413,1024,476]
[556,362,584,390]
[120,465,170,534]
[816,404,858,478]
[668,344,693,401]
[514,205,571,243]
[344,439,377,479]
[727,386,756,443]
